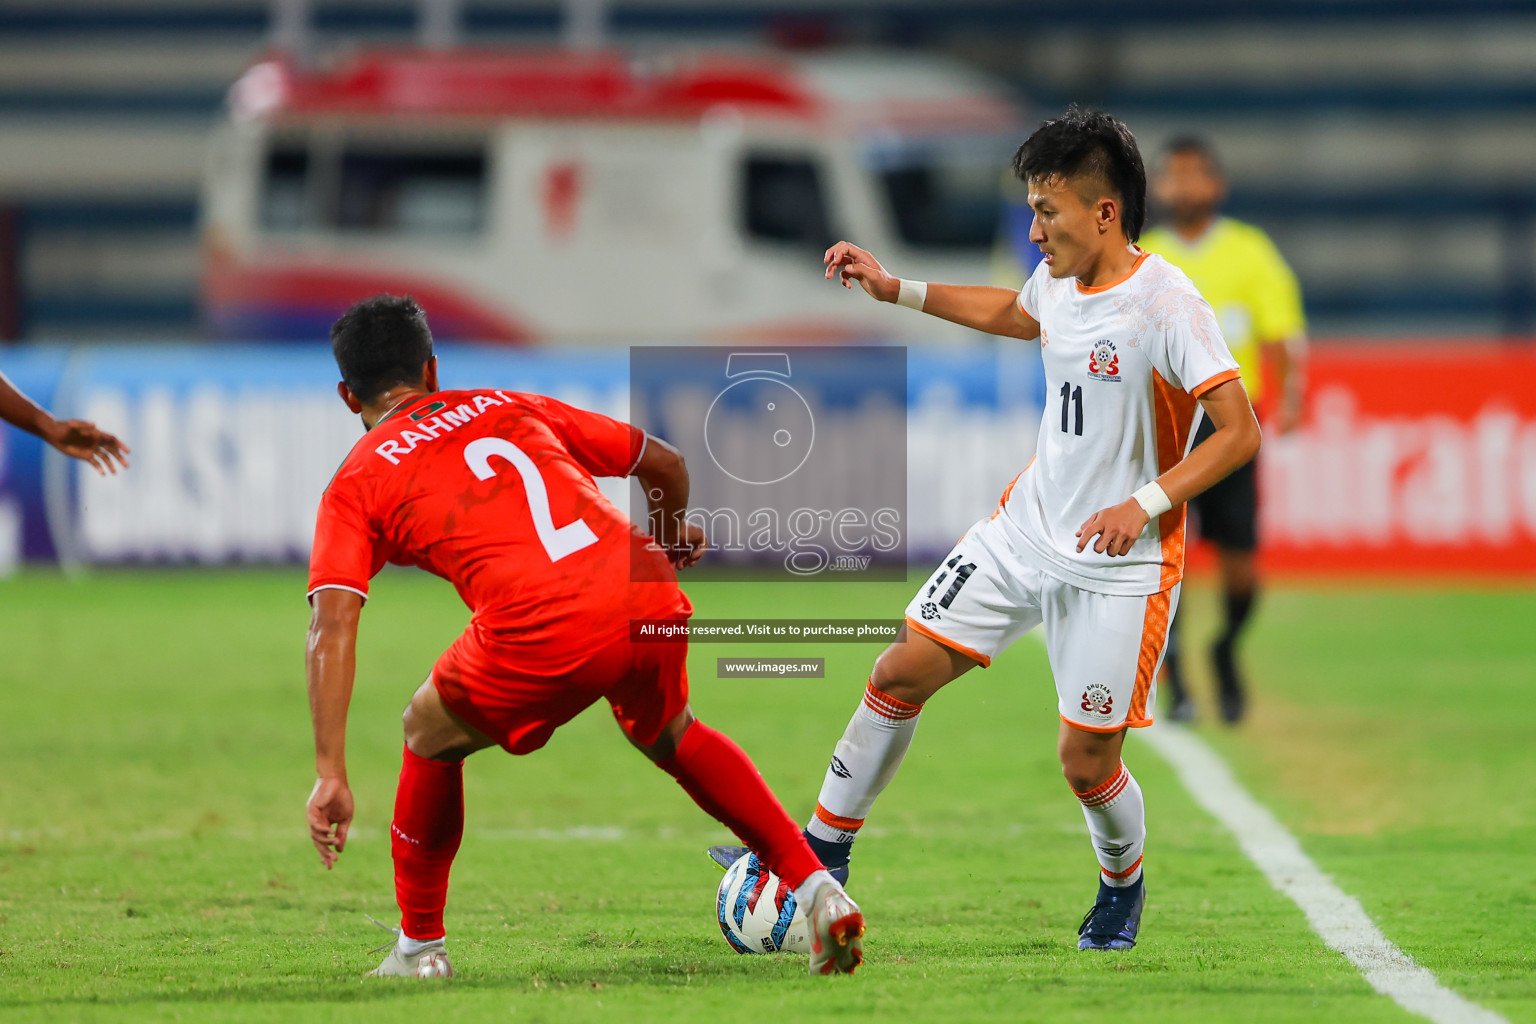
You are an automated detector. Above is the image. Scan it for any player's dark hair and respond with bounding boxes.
[330,294,434,403]
[1164,134,1224,176]
[1012,106,1147,242]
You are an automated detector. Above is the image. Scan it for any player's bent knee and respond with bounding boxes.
[402,677,493,762]
[1062,761,1112,795]
[869,627,973,706]
[401,702,449,760]
[1061,752,1117,794]
[630,706,696,763]
[1058,725,1124,793]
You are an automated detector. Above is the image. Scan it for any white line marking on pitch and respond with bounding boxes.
[1141,723,1507,1024]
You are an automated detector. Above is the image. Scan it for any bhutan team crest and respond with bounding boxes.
[1087,339,1120,382]
[1080,683,1114,718]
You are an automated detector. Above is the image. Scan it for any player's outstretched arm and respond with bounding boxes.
[305,589,362,869]
[0,371,130,475]
[1077,379,1261,557]
[634,434,706,569]
[823,241,1040,340]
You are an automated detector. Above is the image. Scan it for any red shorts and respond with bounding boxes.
[431,628,689,755]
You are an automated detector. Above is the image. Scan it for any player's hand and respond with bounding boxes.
[1076,498,1151,557]
[44,418,130,475]
[667,523,707,570]
[824,241,899,303]
[306,776,354,870]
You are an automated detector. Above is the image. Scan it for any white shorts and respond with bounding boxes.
[903,511,1179,733]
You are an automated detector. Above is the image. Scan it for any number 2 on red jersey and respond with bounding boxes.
[463,436,599,562]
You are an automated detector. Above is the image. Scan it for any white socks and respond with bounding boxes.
[1073,761,1146,887]
[804,681,924,844]
[806,678,1145,891]
[397,933,439,956]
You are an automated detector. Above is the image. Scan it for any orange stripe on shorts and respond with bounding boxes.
[1127,591,1173,725]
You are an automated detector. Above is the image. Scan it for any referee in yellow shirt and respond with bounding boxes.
[1141,137,1306,725]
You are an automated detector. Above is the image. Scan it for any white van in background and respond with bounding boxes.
[200,47,1025,343]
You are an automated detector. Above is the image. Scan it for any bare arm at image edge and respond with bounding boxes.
[0,371,130,474]
[304,588,362,870]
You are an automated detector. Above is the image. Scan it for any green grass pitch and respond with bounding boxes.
[1,569,1532,1022]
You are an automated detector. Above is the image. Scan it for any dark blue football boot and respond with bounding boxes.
[707,831,852,886]
[706,844,750,872]
[1076,875,1145,950]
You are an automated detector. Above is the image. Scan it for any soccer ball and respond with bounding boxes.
[716,851,810,954]
[412,951,453,978]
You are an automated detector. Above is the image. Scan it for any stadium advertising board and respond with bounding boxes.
[0,343,1042,570]
[1258,342,1536,574]
[3,341,1530,576]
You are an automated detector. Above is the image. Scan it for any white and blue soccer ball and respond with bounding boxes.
[715,852,810,954]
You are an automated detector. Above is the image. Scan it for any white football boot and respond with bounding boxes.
[364,917,454,978]
[368,937,453,978]
[804,878,865,975]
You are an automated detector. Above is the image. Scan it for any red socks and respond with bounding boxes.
[389,723,819,940]
[391,744,465,940]
[657,721,823,889]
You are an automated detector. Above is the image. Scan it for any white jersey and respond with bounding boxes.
[1006,250,1241,596]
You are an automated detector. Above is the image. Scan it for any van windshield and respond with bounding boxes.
[863,134,1012,251]
[258,136,488,236]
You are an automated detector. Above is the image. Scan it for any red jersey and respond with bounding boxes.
[308,389,690,668]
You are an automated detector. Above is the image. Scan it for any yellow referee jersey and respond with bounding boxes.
[1139,218,1305,402]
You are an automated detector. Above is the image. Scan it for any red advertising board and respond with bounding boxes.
[1245,341,1536,577]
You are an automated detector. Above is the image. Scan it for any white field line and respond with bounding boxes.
[1140,723,1507,1024]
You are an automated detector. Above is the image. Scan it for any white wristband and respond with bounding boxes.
[896,279,928,311]
[1131,481,1173,518]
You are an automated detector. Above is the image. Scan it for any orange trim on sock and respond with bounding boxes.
[1072,762,1125,801]
[814,803,865,832]
[1103,855,1144,880]
[862,680,923,720]
[1079,775,1129,809]
[904,616,992,668]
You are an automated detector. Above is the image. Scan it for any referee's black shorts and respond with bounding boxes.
[1188,414,1258,552]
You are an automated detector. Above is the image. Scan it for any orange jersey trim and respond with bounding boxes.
[1075,249,1150,295]
[1150,370,1198,590]
[1127,589,1173,725]
[813,804,865,832]
[990,466,1026,521]
[904,616,992,668]
[1190,367,1243,400]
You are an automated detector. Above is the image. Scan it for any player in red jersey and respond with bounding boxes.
[0,371,128,474]
[303,296,864,977]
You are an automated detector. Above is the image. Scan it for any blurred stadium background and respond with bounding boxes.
[0,0,1532,573]
[1,2,1534,1020]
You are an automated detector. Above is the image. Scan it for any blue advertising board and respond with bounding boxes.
[0,342,1044,569]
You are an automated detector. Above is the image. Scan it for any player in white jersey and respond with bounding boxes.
[708,108,1261,951]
